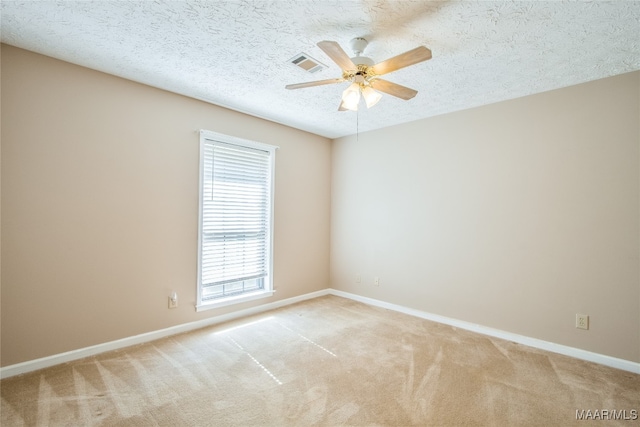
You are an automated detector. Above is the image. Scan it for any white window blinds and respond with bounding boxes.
[198,131,276,307]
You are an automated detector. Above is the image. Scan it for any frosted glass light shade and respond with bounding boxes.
[361,86,382,108]
[341,83,361,111]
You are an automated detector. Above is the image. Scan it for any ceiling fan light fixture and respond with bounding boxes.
[361,86,382,108]
[341,82,361,111]
[286,39,432,111]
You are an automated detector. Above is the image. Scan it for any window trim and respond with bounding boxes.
[196,129,278,312]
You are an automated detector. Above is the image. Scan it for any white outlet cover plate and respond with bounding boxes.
[576,314,589,330]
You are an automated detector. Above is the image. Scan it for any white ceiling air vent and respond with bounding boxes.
[289,53,326,74]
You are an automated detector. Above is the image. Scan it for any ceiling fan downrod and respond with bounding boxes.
[349,37,374,66]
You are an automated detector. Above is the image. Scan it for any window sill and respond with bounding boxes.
[195,290,274,312]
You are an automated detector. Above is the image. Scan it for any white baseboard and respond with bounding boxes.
[0,289,330,379]
[328,289,640,374]
[2,287,637,378]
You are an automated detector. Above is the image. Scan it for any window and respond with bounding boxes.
[197,130,277,311]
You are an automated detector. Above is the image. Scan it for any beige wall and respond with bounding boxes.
[0,45,331,367]
[2,42,639,368]
[331,72,640,363]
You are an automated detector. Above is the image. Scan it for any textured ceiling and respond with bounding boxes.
[2,1,639,139]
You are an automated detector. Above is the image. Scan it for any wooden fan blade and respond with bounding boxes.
[371,46,432,76]
[285,78,344,90]
[317,40,356,71]
[370,79,418,100]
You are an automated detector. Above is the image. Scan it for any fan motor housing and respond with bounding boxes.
[351,56,374,66]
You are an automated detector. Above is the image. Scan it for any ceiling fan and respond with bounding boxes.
[286,37,432,111]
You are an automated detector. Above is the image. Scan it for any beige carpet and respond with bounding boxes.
[1,295,639,426]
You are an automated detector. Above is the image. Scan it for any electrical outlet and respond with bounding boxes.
[576,314,589,330]
[374,277,379,286]
[168,292,178,309]
[356,275,361,283]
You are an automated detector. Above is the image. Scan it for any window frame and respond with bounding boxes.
[196,129,277,312]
